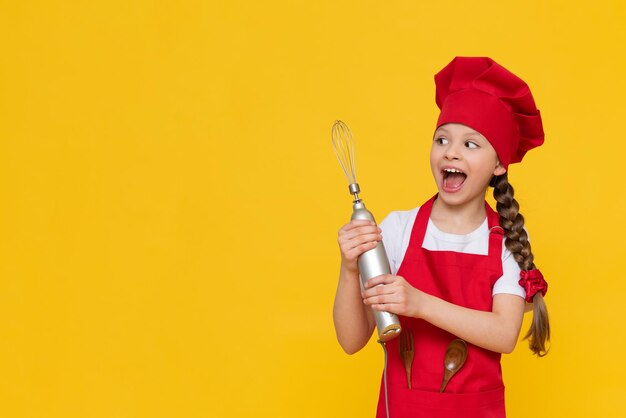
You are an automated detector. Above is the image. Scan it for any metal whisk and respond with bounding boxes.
[331,120,401,342]
[331,120,361,201]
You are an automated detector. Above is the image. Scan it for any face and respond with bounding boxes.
[430,123,506,207]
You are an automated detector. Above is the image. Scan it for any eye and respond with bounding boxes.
[465,140,479,149]
[435,137,448,145]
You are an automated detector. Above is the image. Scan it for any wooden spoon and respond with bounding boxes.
[439,339,468,393]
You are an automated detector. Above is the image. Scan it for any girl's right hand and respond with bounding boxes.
[337,220,383,274]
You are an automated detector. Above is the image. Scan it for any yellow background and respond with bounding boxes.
[1,1,624,417]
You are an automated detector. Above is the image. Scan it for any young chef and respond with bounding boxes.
[334,57,550,417]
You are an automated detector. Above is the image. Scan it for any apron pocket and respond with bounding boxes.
[389,386,505,418]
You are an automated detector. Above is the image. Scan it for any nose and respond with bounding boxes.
[444,142,462,160]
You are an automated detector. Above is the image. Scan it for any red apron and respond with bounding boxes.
[376,196,506,418]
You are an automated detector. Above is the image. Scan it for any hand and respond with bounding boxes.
[362,274,422,318]
[337,220,382,273]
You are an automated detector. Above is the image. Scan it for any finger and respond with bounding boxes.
[338,228,381,243]
[362,282,394,299]
[357,224,382,235]
[340,233,382,251]
[339,231,381,252]
[370,303,400,313]
[364,274,393,289]
[344,241,379,260]
[363,293,397,309]
[363,294,387,306]
[338,220,375,234]
[340,226,382,242]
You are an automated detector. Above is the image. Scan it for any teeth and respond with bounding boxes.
[443,168,463,174]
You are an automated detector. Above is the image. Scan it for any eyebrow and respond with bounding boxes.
[464,132,485,140]
[434,128,484,139]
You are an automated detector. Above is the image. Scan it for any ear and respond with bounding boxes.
[493,162,506,176]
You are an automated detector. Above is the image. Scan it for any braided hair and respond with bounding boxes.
[491,173,550,356]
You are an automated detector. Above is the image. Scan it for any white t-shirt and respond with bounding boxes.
[379,207,526,299]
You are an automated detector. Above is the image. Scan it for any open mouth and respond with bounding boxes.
[442,168,467,192]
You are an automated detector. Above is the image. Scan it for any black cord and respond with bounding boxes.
[378,340,390,418]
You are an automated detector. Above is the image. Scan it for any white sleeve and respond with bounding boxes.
[492,232,528,299]
[379,212,401,275]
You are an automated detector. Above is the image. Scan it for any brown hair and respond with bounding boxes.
[491,173,550,356]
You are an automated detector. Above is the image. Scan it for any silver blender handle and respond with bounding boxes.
[350,185,401,342]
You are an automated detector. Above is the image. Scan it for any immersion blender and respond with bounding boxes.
[331,120,401,342]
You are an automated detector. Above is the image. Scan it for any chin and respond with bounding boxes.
[436,188,484,208]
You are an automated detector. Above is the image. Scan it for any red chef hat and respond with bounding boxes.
[435,57,544,169]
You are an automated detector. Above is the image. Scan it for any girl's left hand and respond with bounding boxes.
[362,274,422,318]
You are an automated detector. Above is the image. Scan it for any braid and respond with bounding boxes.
[492,173,550,356]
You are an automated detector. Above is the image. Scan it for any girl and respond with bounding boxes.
[333,57,550,418]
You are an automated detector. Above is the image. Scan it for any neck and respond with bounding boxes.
[430,193,488,234]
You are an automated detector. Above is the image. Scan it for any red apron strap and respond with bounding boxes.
[406,194,437,249]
